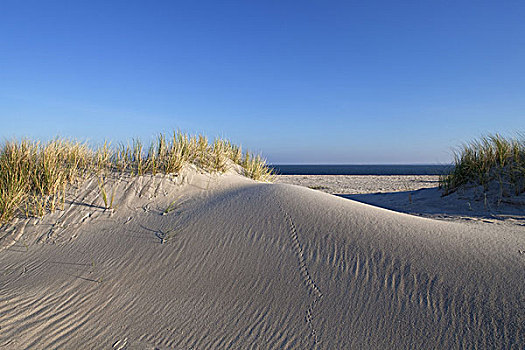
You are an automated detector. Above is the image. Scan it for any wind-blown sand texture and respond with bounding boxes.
[1,168,524,349]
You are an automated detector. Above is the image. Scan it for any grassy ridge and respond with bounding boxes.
[440,134,525,197]
[0,132,274,223]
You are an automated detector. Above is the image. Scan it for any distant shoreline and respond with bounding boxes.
[270,164,452,176]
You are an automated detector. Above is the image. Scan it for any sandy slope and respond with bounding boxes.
[1,168,524,349]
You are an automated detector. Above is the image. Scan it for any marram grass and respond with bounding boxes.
[0,132,274,223]
[440,134,525,197]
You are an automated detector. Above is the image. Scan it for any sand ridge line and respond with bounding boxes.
[277,199,323,349]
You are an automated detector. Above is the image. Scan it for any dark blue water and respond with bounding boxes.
[270,164,452,176]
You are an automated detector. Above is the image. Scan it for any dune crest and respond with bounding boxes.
[1,168,524,349]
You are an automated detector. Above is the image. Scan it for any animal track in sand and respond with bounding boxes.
[278,201,323,348]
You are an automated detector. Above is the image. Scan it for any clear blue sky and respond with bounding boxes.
[1,1,524,164]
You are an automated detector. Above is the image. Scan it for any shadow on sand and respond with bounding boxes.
[337,187,525,224]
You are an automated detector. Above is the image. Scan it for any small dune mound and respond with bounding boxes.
[0,132,274,224]
[440,134,525,207]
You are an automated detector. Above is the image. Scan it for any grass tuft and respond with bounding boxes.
[440,134,525,198]
[98,176,116,210]
[242,152,275,182]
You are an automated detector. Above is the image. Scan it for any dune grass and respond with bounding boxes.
[97,176,116,210]
[440,134,525,197]
[0,131,273,223]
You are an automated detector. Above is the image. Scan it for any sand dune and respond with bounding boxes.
[1,168,524,349]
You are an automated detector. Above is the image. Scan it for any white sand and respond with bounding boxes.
[1,168,524,348]
[275,175,440,194]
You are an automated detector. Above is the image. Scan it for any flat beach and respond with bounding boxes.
[1,168,524,348]
[275,174,440,194]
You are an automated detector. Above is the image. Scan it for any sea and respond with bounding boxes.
[269,164,452,176]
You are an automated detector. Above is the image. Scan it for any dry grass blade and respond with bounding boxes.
[98,176,116,210]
